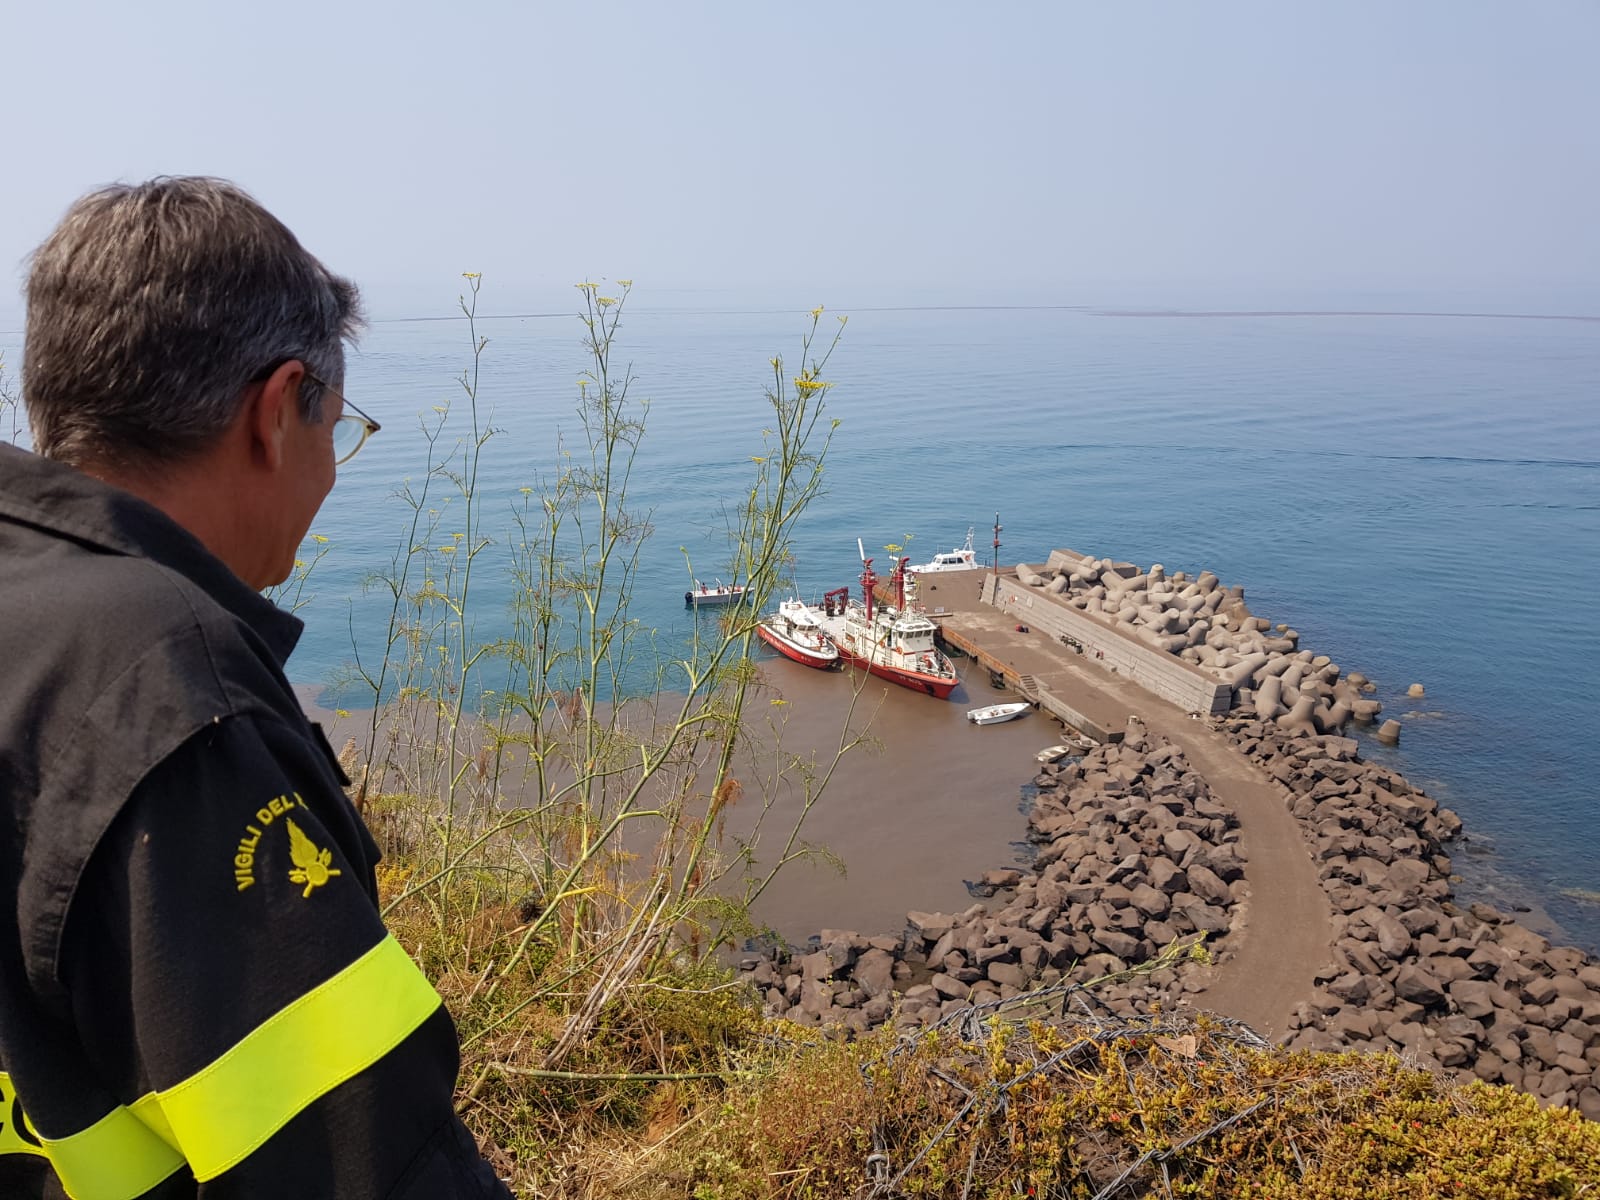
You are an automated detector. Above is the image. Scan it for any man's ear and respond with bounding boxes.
[244,360,306,472]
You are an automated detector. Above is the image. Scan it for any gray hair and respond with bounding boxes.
[23,176,364,468]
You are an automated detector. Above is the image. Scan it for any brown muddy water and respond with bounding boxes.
[714,658,1046,941]
[300,654,1054,945]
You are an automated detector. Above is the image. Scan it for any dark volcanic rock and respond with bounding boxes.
[1219,714,1600,1113]
[1185,864,1232,907]
[770,708,1599,1123]
[852,948,896,998]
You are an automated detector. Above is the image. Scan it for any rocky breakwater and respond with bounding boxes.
[752,727,1243,1033]
[1029,553,1388,735]
[1220,715,1600,1120]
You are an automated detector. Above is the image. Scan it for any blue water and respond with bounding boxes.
[222,303,1600,952]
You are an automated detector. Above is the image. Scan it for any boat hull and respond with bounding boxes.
[967,703,1030,725]
[685,588,745,607]
[1036,736,1094,762]
[756,622,838,670]
[835,644,958,698]
[810,552,959,699]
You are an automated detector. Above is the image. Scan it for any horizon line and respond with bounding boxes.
[366,305,1600,326]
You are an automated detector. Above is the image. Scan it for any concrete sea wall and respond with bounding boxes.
[991,574,1232,715]
[1000,550,1388,737]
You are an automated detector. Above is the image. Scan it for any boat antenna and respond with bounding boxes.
[992,512,1002,576]
[857,539,876,622]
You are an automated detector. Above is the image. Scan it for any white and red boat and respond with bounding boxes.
[813,546,959,699]
[756,598,839,670]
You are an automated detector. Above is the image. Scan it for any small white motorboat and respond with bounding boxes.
[1035,735,1094,761]
[967,702,1031,725]
[684,579,747,607]
[908,527,979,574]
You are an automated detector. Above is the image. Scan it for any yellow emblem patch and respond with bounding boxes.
[286,817,342,897]
[233,791,311,891]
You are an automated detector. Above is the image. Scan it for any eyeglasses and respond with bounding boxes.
[248,359,382,466]
[303,370,381,466]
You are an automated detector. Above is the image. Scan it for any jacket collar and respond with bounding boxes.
[0,442,303,666]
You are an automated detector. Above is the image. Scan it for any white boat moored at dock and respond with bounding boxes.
[967,702,1031,725]
[908,528,979,574]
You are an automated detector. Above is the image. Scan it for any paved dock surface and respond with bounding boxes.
[922,570,1332,1037]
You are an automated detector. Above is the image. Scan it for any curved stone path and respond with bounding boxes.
[962,621,1334,1037]
[1133,708,1333,1036]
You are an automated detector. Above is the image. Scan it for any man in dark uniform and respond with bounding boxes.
[0,178,510,1198]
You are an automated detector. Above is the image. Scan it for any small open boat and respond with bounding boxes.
[967,702,1031,725]
[685,579,746,607]
[1035,734,1095,762]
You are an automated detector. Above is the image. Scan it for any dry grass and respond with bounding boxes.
[621,1005,1599,1200]
[369,839,1599,1200]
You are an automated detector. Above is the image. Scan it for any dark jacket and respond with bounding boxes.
[0,442,508,1198]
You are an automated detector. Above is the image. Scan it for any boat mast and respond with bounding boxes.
[857,538,876,622]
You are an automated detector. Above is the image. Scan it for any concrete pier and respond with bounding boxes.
[918,565,1228,743]
[936,614,1128,743]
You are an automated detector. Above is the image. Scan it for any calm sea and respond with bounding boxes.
[24,302,1597,948]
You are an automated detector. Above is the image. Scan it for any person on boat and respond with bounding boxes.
[0,178,508,1198]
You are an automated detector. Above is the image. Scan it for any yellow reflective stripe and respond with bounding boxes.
[156,934,440,1181]
[4,1072,185,1199]
[0,1072,48,1160]
[127,1093,178,1151]
[38,1103,185,1200]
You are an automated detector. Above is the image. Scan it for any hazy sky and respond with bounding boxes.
[2,1,1596,321]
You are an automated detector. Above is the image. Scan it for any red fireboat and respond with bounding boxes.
[811,544,959,699]
[755,598,840,670]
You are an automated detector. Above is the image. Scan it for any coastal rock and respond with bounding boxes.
[767,679,1597,1126]
[988,961,1028,990]
[907,910,954,941]
[799,975,833,1016]
[1374,915,1413,961]
[852,948,896,998]
[1581,1089,1600,1123]
[1186,864,1232,907]
[1217,712,1600,1114]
